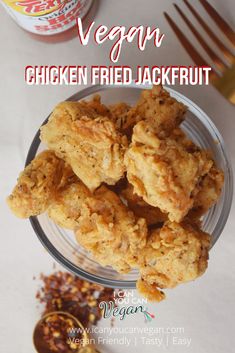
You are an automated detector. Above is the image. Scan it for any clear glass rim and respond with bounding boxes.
[26,83,233,288]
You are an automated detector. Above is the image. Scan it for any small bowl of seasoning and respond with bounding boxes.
[33,271,115,353]
[33,311,88,353]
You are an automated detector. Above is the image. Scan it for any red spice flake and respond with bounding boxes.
[36,271,115,328]
[34,313,82,352]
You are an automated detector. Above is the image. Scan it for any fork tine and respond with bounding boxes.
[183,0,234,64]
[199,0,235,47]
[174,3,226,72]
[164,12,218,79]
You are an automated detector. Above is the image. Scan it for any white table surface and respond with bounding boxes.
[0,1,235,352]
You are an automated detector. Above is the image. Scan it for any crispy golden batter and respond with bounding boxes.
[109,102,131,126]
[7,151,64,218]
[108,102,134,137]
[189,165,224,219]
[136,278,166,302]
[170,127,200,153]
[48,181,91,230]
[137,221,210,300]
[75,186,147,273]
[120,183,167,226]
[40,101,128,191]
[128,85,187,137]
[80,95,111,117]
[58,162,78,189]
[81,96,134,137]
[171,128,224,218]
[125,121,213,222]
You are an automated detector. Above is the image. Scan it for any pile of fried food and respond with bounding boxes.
[7,85,224,301]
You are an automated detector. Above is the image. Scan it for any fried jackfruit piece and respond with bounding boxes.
[137,221,210,301]
[40,101,128,191]
[7,150,64,218]
[127,85,187,137]
[136,278,166,302]
[170,128,224,219]
[125,121,213,222]
[189,165,224,219]
[47,181,91,230]
[75,186,148,273]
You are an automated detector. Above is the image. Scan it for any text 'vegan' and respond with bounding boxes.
[77,18,165,62]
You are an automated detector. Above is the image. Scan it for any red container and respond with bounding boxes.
[1,0,94,42]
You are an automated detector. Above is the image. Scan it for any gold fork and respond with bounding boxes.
[164,0,235,104]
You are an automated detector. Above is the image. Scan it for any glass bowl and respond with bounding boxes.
[26,84,233,288]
